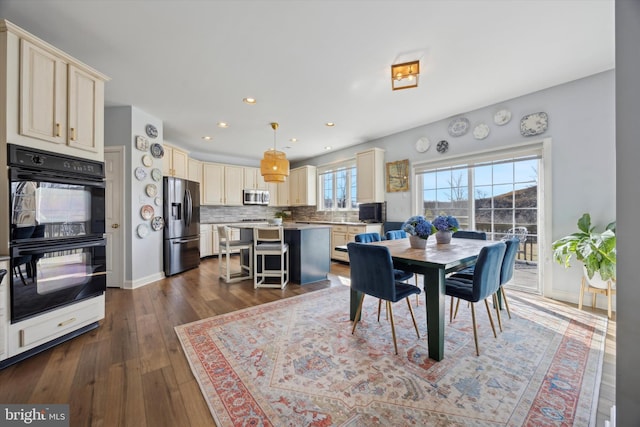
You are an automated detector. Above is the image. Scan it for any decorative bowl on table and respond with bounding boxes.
[268,218,283,226]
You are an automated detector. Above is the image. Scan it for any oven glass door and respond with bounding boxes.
[10,238,106,323]
[10,177,105,243]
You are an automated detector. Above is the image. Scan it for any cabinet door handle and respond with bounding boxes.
[111,223,120,229]
[70,127,77,141]
[55,123,61,137]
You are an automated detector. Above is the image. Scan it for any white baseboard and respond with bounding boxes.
[124,271,165,289]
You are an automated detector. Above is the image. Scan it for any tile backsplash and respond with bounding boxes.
[199,205,360,223]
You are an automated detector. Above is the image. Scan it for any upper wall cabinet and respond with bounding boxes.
[356,148,385,203]
[162,144,188,179]
[1,20,109,162]
[244,167,268,190]
[289,165,316,206]
[202,163,224,205]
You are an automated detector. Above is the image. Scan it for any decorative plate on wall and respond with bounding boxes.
[150,143,165,159]
[145,124,158,139]
[415,136,431,153]
[447,117,470,137]
[520,112,548,136]
[135,135,149,151]
[134,167,147,181]
[151,168,162,182]
[436,140,449,154]
[473,123,490,140]
[145,183,158,198]
[140,204,154,220]
[151,216,165,231]
[137,223,150,238]
[142,154,153,167]
[493,109,512,126]
[154,196,163,206]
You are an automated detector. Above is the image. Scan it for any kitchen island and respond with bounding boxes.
[237,223,332,285]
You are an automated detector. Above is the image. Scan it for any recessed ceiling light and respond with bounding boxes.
[243,97,256,105]
[202,136,212,141]
[325,122,335,127]
[324,146,332,150]
[217,122,229,128]
[289,138,297,143]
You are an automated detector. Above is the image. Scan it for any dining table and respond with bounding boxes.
[348,237,495,361]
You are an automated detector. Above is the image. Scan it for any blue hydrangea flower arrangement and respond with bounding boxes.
[432,215,460,232]
[402,215,435,239]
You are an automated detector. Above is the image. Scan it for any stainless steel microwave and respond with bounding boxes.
[243,189,270,205]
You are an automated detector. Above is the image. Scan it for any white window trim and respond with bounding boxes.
[411,137,552,296]
[317,157,357,211]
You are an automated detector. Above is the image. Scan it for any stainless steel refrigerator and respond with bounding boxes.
[163,177,200,276]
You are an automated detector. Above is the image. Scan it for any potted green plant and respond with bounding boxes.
[552,213,616,287]
[269,211,289,226]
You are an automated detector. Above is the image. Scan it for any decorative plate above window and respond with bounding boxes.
[493,109,512,126]
[447,117,470,137]
[415,136,431,153]
[473,123,490,140]
[436,140,449,154]
[520,112,548,136]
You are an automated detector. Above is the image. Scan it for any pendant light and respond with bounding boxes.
[260,122,290,183]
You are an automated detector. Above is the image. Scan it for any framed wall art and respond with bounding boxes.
[386,159,410,192]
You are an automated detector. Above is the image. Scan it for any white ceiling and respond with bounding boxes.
[0,0,614,163]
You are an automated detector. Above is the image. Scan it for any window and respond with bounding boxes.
[317,160,357,211]
[416,154,539,245]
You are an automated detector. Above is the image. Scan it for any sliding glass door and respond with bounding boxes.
[416,151,542,294]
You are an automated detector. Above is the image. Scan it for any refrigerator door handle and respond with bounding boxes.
[185,188,192,227]
[173,237,200,244]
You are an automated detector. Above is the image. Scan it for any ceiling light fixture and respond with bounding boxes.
[391,60,420,90]
[243,97,256,104]
[217,122,229,128]
[260,122,290,183]
[202,136,212,141]
[290,138,297,143]
[325,122,335,127]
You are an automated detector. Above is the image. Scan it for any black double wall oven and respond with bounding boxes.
[8,144,106,323]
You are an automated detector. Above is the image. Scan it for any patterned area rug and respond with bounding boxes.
[175,283,606,426]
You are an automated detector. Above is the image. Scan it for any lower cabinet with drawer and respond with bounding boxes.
[2,294,105,367]
[331,224,383,262]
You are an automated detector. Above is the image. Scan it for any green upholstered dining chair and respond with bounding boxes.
[347,242,422,355]
[445,241,506,356]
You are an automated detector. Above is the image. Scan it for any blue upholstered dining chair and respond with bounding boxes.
[452,230,487,240]
[445,241,506,356]
[347,242,422,355]
[450,237,520,330]
[355,232,417,310]
[385,229,407,240]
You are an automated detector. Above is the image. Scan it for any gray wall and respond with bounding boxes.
[300,70,616,306]
[615,0,639,423]
[105,106,164,287]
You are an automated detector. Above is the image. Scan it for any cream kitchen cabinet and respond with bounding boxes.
[200,224,212,258]
[1,20,109,162]
[162,144,188,179]
[188,158,202,183]
[188,158,203,201]
[224,165,244,206]
[277,180,290,206]
[244,167,268,190]
[201,163,243,206]
[289,165,316,206]
[331,223,383,262]
[202,163,224,205]
[356,148,385,203]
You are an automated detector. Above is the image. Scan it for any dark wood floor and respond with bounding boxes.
[0,257,614,427]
